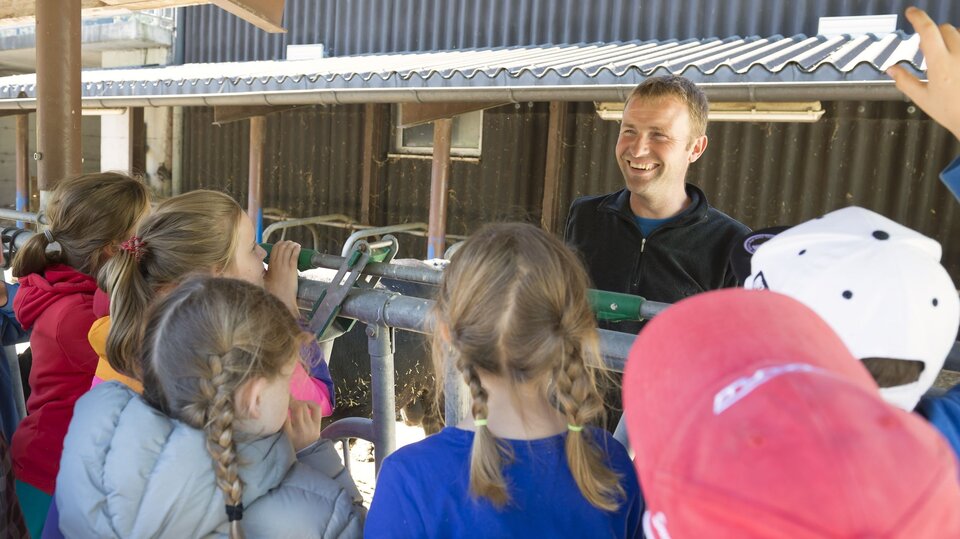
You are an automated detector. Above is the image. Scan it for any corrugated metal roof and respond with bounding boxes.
[0,33,926,106]
[182,0,960,61]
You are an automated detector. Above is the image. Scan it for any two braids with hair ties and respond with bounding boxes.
[436,223,625,512]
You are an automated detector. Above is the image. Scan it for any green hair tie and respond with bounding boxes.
[474,419,488,427]
[567,424,584,433]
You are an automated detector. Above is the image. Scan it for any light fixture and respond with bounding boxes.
[81,108,128,116]
[595,101,826,123]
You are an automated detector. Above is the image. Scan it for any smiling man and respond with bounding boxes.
[564,76,749,333]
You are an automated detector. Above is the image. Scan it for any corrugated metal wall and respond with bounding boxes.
[182,105,366,253]
[182,100,960,278]
[182,0,960,62]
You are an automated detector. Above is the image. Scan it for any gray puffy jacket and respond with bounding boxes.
[55,382,365,538]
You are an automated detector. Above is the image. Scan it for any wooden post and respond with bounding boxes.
[248,115,266,242]
[540,101,568,233]
[36,0,81,208]
[360,104,385,225]
[427,118,453,259]
[15,114,29,216]
[129,107,146,176]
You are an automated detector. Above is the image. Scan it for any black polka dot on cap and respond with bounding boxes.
[799,249,806,255]
[842,290,853,299]
[872,230,890,240]
[933,298,939,307]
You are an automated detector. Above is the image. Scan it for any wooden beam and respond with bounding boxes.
[427,119,452,259]
[399,102,507,129]
[540,101,568,233]
[213,105,298,125]
[0,1,286,34]
[360,104,385,226]
[36,0,81,197]
[129,107,146,176]
[212,0,285,33]
[248,115,266,241]
[15,113,28,214]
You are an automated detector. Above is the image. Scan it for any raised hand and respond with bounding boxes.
[887,7,960,140]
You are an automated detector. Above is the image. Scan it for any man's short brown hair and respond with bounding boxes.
[626,76,709,138]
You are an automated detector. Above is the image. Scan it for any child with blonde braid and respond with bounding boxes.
[9,172,149,536]
[92,189,335,414]
[366,223,643,539]
[56,276,364,538]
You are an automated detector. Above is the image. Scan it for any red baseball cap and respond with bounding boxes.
[623,288,960,538]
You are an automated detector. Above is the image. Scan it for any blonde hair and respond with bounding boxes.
[98,190,244,379]
[626,75,709,139]
[141,276,303,538]
[432,222,624,511]
[12,172,150,278]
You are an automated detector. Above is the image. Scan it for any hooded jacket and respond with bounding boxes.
[10,264,98,493]
[56,382,365,538]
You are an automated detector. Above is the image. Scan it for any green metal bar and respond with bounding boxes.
[588,289,647,322]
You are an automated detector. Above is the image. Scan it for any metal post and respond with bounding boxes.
[248,115,265,242]
[444,355,471,428]
[15,113,29,225]
[367,324,396,475]
[36,0,82,207]
[427,118,452,259]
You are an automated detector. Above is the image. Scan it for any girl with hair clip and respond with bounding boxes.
[366,222,644,539]
[56,276,364,538]
[91,189,335,415]
[8,172,150,537]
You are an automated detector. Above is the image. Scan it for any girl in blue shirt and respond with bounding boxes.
[366,223,643,539]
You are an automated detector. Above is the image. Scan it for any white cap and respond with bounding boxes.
[745,206,960,411]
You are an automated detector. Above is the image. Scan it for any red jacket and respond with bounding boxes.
[10,264,98,493]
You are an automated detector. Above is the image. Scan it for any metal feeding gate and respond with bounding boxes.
[0,215,668,478]
[263,234,669,473]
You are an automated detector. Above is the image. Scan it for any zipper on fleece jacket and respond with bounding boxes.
[632,237,646,291]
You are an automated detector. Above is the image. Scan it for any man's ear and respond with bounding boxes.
[235,376,269,420]
[688,135,708,163]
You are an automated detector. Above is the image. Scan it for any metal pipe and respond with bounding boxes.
[367,324,396,475]
[15,114,28,224]
[0,81,913,110]
[36,0,81,198]
[296,280,637,372]
[340,223,428,258]
[248,115,265,242]
[428,118,452,259]
[261,214,359,244]
[0,210,40,225]
[444,354,471,428]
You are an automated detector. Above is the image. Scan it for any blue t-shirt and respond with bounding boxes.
[634,215,677,237]
[941,155,960,202]
[365,427,644,539]
[632,191,699,237]
[916,384,960,460]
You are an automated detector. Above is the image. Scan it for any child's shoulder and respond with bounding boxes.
[379,427,473,475]
[388,427,472,458]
